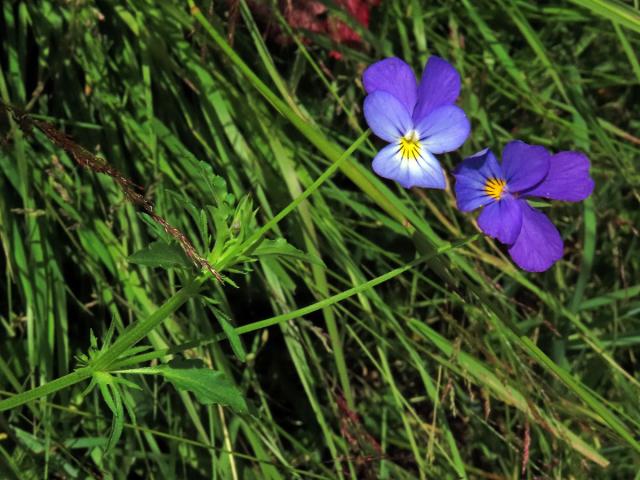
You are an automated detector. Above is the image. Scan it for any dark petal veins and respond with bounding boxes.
[453,149,503,212]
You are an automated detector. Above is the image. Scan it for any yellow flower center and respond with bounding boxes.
[398,131,421,161]
[485,177,507,200]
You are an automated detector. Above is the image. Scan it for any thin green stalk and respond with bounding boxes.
[234,130,369,410]
[0,279,203,412]
[0,368,91,413]
[234,237,476,336]
[91,278,204,370]
[113,237,477,370]
[521,337,640,453]
[0,131,370,413]
[236,130,370,259]
[568,0,640,33]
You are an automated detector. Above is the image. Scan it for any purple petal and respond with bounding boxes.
[502,141,550,192]
[363,91,413,143]
[372,143,445,189]
[363,57,418,114]
[477,196,523,245]
[523,151,594,201]
[413,56,461,122]
[453,149,504,212]
[414,105,470,154]
[508,203,563,272]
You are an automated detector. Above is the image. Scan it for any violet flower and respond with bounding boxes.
[454,141,594,272]
[363,56,470,189]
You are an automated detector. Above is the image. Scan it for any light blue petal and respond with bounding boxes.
[414,105,470,154]
[363,91,413,143]
[372,143,446,189]
[372,143,403,180]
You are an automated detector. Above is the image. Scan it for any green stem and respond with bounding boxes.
[91,278,203,370]
[230,130,370,409]
[234,239,475,336]
[0,368,91,413]
[0,126,368,414]
[0,278,204,412]
[237,130,370,259]
[111,236,478,371]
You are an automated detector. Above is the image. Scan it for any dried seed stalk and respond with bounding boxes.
[1,101,222,281]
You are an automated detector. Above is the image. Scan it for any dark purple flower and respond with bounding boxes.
[454,141,595,272]
[362,57,470,189]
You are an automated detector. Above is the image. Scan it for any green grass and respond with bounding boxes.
[1,0,640,478]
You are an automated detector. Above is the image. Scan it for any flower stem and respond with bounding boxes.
[0,277,204,412]
[91,278,204,370]
[0,368,91,412]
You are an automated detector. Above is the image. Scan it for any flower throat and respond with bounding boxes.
[399,131,421,160]
[485,178,507,200]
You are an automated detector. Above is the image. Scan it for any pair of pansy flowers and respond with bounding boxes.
[362,57,594,272]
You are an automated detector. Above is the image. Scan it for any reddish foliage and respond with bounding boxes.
[252,0,380,59]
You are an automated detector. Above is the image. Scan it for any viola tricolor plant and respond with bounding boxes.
[362,57,470,189]
[454,141,594,272]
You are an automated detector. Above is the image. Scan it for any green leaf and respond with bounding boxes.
[526,199,552,209]
[94,372,125,453]
[199,161,230,204]
[156,359,247,412]
[253,238,323,265]
[128,241,192,269]
[213,308,247,362]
